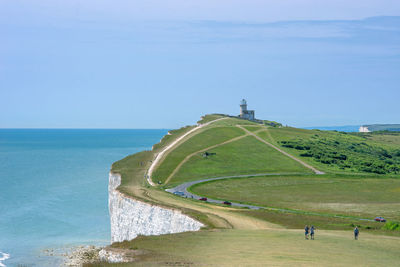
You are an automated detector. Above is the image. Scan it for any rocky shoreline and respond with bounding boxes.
[42,246,101,266]
[45,170,203,266]
[43,245,134,266]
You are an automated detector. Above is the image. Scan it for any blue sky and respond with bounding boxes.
[1,1,399,128]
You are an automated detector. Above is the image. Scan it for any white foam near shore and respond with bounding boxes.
[0,252,10,267]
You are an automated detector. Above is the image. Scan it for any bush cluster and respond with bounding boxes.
[382,221,400,231]
[279,134,400,175]
[262,120,282,127]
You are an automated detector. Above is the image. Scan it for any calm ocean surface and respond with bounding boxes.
[0,129,167,267]
[302,125,360,132]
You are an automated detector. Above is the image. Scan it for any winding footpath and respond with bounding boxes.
[165,173,375,222]
[146,117,228,186]
[146,119,373,222]
[166,173,304,210]
[163,133,250,184]
[237,125,325,175]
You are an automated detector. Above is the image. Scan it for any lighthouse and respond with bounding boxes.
[239,99,255,120]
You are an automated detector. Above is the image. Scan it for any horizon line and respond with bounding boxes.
[0,127,171,130]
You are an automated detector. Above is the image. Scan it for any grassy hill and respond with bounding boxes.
[152,126,246,184]
[153,116,316,187]
[170,135,312,186]
[191,175,400,222]
[364,124,400,132]
[90,229,400,267]
[257,127,400,175]
[96,114,400,266]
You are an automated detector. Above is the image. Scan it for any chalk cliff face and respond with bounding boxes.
[108,172,203,243]
[359,126,370,133]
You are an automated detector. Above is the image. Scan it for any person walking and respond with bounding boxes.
[310,225,315,240]
[305,225,309,240]
[354,226,359,240]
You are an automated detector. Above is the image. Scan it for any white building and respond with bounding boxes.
[359,126,370,132]
[239,99,255,120]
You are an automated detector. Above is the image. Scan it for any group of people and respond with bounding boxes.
[304,225,360,240]
[304,225,315,240]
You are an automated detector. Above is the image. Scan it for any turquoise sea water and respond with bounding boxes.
[0,129,167,267]
[302,125,360,132]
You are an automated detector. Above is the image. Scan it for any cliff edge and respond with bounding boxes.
[108,172,203,243]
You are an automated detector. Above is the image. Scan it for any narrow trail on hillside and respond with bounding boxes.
[263,127,275,143]
[142,118,377,231]
[237,125,325,175]
[166,172,306,209]
[166,173,375,222]
[163,132,250,184]
[164,127,269,185]
[146,117,228,186]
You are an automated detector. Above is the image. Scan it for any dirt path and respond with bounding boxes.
[145,186,279,230]
[164,127,270,185]
[146,117,228,186]
[263,127,276,143]
[237,125,325,175]
[163,132,249,184]
[166,172,376,222]
[166,172,305,209]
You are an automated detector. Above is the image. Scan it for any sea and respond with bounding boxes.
[302,125,360,132]
[0,129,167,267]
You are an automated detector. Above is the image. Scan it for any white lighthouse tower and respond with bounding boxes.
[240,99,247,116]
[239,99,255,120]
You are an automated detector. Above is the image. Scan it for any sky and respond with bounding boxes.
[1,1,399,128]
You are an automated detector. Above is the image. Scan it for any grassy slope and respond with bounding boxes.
[87,229,400,267]
[191,175,400,222]
[211,117,259,126]
[197,114,225,124]
[113,123,202,189]
[152,125,196,152]
[110,115,278,226]
[103,115,400,266]
[152,126,245,184]
[170,136,311,185]
[362,131,400,146]
[241,125,265,132]
[257,127,400,175]
[257,127,348,174]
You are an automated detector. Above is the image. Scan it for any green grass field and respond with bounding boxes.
[152,125,196,152]
[152,126,245,183]
[256,128,400,175]
[86,229,400,267]
[196,114,226,124]
[241,125,265,132]
[362,131,400,146]
[211,117,260,126]
[191,175,400,222]
[170,136,311,185]
[105,115,400,266]
[113,151,153,188]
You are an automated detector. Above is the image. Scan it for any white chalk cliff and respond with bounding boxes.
[359,126,370,132]
[108,172,203,243]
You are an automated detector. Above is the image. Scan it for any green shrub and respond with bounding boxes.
[278,134,400,175]
[382,221,400,231]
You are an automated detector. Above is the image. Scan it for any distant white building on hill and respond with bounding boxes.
[359,126,370,132]
[239,99,255,120]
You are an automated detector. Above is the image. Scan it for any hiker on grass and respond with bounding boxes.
[310,225,315,240]
[304,225,309,240]
[354,226,359,240]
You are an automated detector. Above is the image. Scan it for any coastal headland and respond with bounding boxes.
[88,114,400,266]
